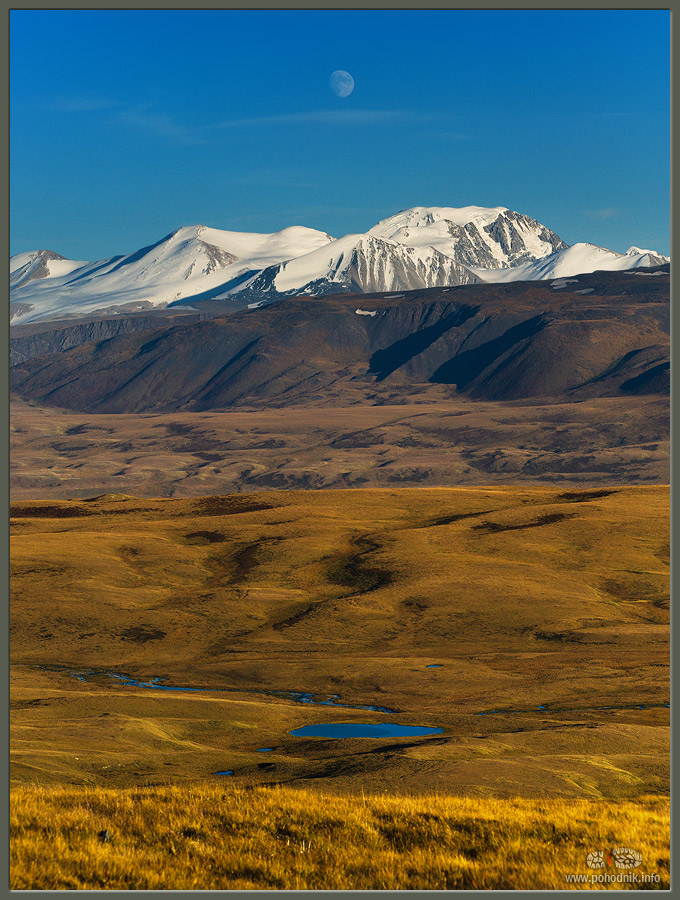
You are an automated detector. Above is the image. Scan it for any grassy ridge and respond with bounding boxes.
[11,785,669,890]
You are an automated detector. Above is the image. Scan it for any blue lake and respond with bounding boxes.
[425,664,442,668]
[215,770,234,776]
[257,748,274,752]
[290,723,443,739]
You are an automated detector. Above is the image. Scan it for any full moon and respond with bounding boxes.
[330,70,354,98]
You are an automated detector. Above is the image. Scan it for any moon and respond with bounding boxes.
[330,70,354,98]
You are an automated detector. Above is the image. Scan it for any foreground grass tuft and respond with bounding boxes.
[10,785,669,890]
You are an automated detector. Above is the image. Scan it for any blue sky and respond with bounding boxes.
[11,10,670,259]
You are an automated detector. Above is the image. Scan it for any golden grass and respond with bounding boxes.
[10,785,669,890]
[9,489,671,887]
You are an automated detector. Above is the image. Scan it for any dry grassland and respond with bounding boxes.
[10,393,669,499]
[10,785,670,890]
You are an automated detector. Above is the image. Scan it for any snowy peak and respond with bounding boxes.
[102,225,241,284]
[625,246,669,266]
[144,224,335,276]
[10,249,65,276]
[369,205,509,234]
[482,208,569,264]
[369,205,567,271]
[10,249,87,289]
[473,242,669,284]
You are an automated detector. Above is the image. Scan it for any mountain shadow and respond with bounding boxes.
[369,306,477,381]
[429,315,546,390]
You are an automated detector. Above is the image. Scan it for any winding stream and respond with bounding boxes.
[37,665,397,713]
[38,665,668,719]
[476,700,670,716]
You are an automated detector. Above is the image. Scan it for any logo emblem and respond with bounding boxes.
[612,848,642,869]
[586,851,605,869]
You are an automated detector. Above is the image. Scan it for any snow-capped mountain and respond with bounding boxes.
[472,242,670,283]
[10,224,334,324]
[10,249,87,290]
[367,206,567,269]
[224,232,483,305]
[624,246,670,266]
[10,206,668,324]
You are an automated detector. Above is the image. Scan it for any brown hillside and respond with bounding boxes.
[10,269,669,414]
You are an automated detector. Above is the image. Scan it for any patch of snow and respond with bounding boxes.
[551,278,579,290]
[355,308,377,316]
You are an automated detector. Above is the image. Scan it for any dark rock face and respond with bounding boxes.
[10,303,34,322]
[10,311,211,365]
[483,210,568,267]
[10,268,669,414]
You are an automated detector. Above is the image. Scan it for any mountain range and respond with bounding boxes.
[10,266,669,414]
[10,206,668,324]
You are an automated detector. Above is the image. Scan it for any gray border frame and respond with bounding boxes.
[3,4,674,899]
